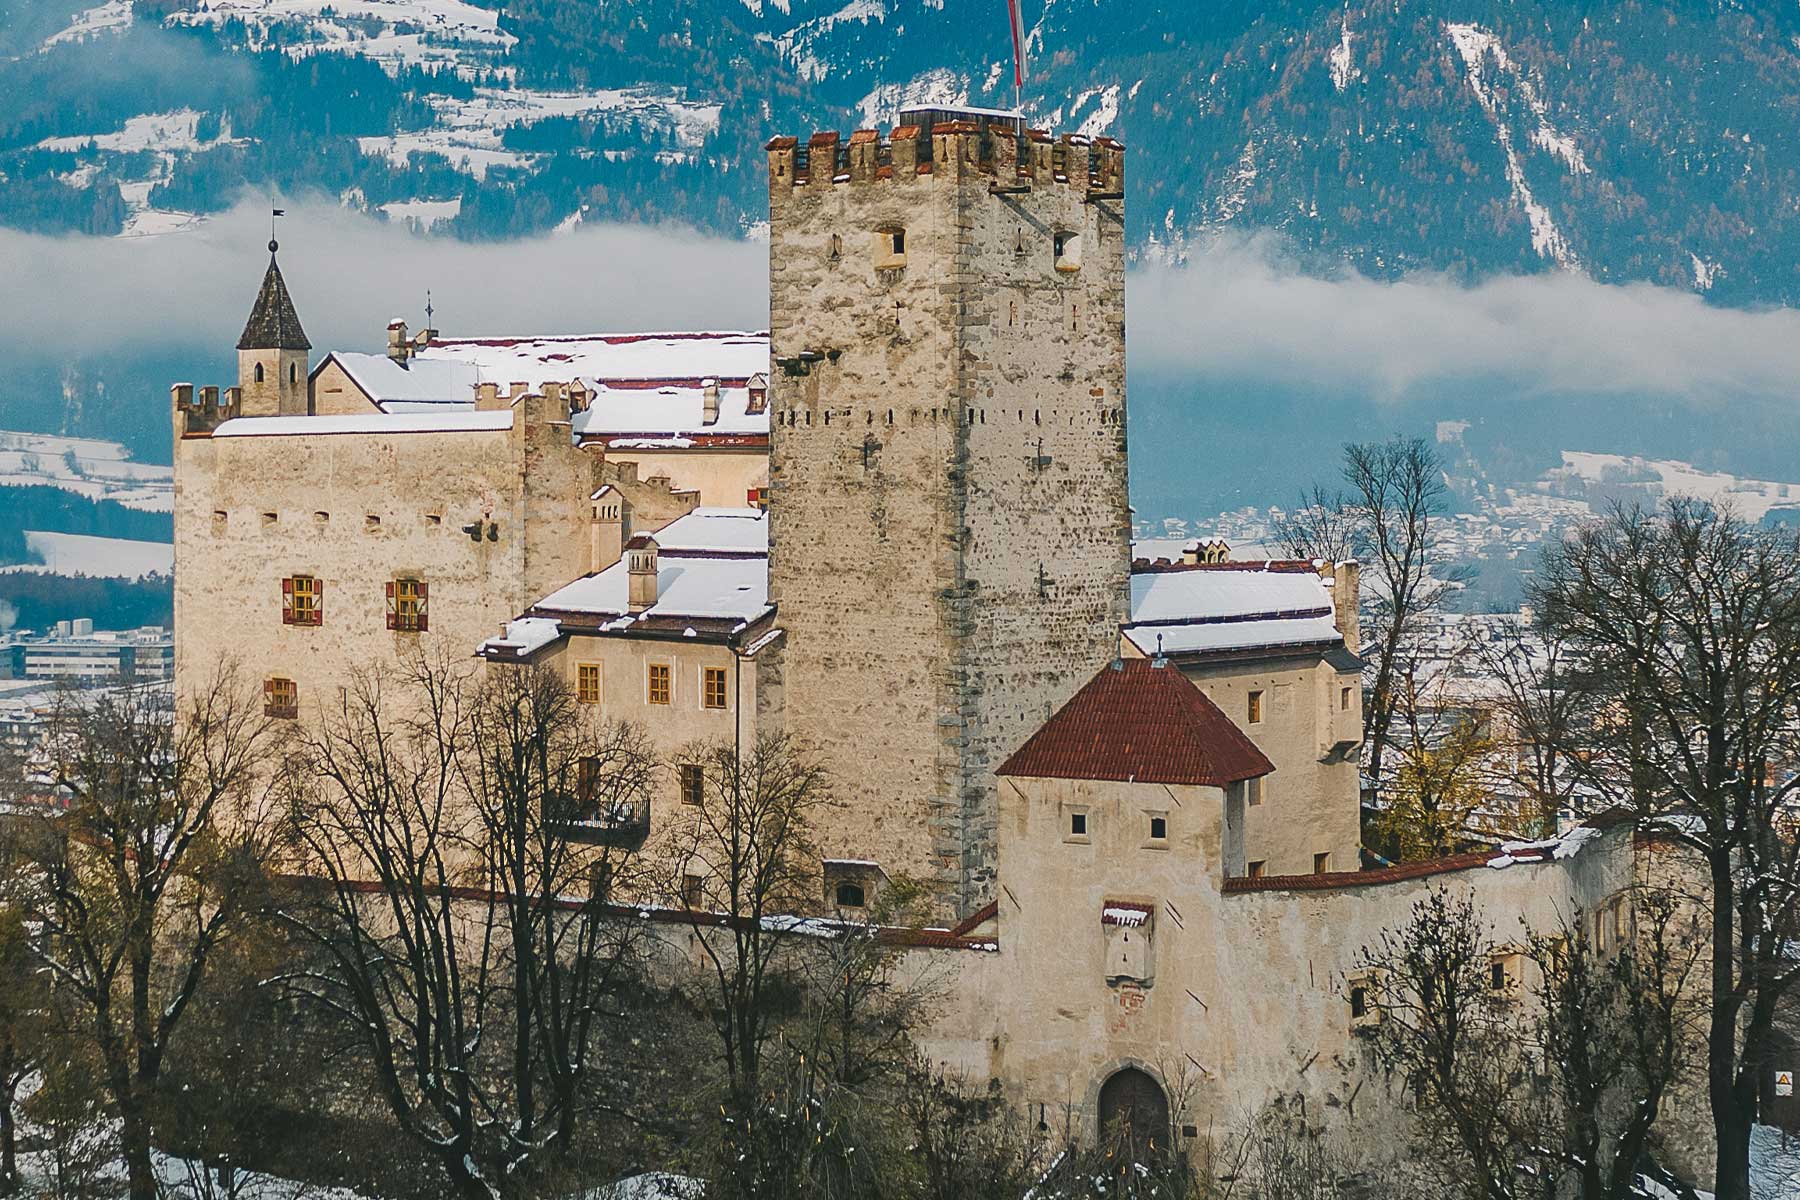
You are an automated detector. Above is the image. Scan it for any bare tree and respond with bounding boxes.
[1532,500,1800,1200]
[1467,620,1580,836]
[0,673,277,1200]
[277,660,657,1199]
[661,733,827,1197]
[0,901,39,1197]
[1278,438,1457,807]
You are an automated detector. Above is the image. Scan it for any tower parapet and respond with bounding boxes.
[767,118,1123,198]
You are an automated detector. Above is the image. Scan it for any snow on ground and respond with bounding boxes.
[1072,84,1121,138]
[1751,1122,1800,1198]
[37,109,235,155]
[6,531,173,579]
[379,197,462,229]
[857,67,968,127]
[0,430,174,512]
[358,87,720,179]
[772,0,887,83]
[164,0,516,75]
[1328,10,1361,92]
[1554,451,1800,522]
[1445,22,1583,269]
[40,0,133,49]
[1691,252,1723,291]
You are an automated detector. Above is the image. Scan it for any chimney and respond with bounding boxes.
[1324,560,1361,654]
[746,372,768,415]
[591,486,627,573]
[626,535,659,613]
[387,319,410,366]
[701,378,720,426]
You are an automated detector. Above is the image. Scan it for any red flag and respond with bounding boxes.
[1006,0,1027,92]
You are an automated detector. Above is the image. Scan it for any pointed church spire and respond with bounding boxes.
[236,239,311,352]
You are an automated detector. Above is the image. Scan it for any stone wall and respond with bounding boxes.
[764,120,1132,918]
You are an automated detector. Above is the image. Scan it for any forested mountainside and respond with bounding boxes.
[7,0,1800,304]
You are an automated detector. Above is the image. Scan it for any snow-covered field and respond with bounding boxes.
[0,430,173,512]
[165,0,516,74]
[5,531,173,579]
[1554,451,1800,522]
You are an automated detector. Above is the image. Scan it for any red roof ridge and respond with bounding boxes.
[998,658,1274,788]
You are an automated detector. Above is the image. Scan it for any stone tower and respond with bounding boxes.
[764,110,1131,917]
[236,240,311,417]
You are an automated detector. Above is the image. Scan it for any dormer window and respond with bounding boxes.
[873,226,907,270]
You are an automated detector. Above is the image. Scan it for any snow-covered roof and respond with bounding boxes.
[321,351,480,407]
[534,554,769,625]
[573,381,765,440]
[416,331,769,389]
[1123,565,1343,658]
[211,411,515,437]
[479,617,561,658]
[641,507,767,555]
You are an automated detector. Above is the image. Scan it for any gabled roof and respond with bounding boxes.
[1123,563,1342,658]
[998,658,1274,787]
[237,253,311,351]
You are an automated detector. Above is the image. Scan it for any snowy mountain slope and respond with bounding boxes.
[9,0,1800,306]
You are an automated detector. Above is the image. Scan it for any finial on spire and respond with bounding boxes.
[269,207,285,256]
[424,290,434,331]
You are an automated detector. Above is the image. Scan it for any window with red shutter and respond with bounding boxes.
[385,580,397,630]
[390,578,426,633]
[281,576,295,625]
[415,580,428,633]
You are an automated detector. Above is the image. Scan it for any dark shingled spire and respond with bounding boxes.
[236,242,311,351]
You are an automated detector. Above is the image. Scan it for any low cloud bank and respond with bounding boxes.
[7,206,1800,414]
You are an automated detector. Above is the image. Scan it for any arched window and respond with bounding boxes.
[290,363,299,384]
[253,363,264,383]
[834,881,866,908]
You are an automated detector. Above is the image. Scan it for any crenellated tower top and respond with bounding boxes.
[766,106,1123,199]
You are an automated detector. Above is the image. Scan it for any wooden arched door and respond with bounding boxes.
[1097,1067,1171,1164]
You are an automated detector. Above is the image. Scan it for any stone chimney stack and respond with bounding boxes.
[746,372,768,415]
[626,535,659,613]
[1323,560,1362,654]
[701,378,721,426]
[387,319,410,365]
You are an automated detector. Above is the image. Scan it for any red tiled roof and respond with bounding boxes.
[998,658,1274,787]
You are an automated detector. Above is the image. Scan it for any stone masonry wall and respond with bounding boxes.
[765,122,1130,916]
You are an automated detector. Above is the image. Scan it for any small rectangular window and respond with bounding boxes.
[1053,230,1082,271]
[702,667,728,710]
[679,764,704,807]
[263,677,298,719]
[681,873,704,909]
[1341,686,1353,711]
[1350,985,1368,1019]
[647,663,671,705]
[1070,812,1087,836]
[1247,860,1266,880]
[873,227,907,268]
[1314,852,1331,874]
[387,577,427,633]
[1149,815,1167,841]
[577,664,601,705]
[282,575,322,627]
[1247,777,1263,807]
[1248,690,1265,724]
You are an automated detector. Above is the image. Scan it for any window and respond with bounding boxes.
[365,514,381,530]
[647,663,671,705]
[834,881,866,908]
[1350,985,1369,1019]
[1247,690,1265,724]
[1067,810,1089,840]
[1149,815,1168,841]
[1490,960,1507,990]
[282,575,322,627]
[253,362,264,383]
[1246,860,1266,880]
[386,577,428,633]
[1314,852,1331,874]
[702,667,729,710]
[1348,971,1384,1029]
[1246,777,1263,807]
[679,764,704,807]
[681,873,704,909]
[263,677,298,719]
[1053,230,1082,272]
[1341,686,1353,711]
[1489,951,1522,998]
[873,227,906,269]
[577,664,601,705]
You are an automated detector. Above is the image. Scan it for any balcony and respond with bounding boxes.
[546,796,650,849]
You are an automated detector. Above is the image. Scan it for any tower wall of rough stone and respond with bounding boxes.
[765,122,1131,915]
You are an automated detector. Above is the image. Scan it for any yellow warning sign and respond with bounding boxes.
[1778,1070,1794,1097]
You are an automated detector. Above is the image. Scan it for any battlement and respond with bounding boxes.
[173,383,243,437]
[766,119,1123,198]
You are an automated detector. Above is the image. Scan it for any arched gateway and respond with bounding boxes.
[1097,1066,1171,1162]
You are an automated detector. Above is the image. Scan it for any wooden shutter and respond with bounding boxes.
[385,580,396,630]
[415,580,428,633]
[313,577,324,626]
[281,576,294,625]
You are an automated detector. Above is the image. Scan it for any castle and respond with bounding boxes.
[173,105,1704,1178]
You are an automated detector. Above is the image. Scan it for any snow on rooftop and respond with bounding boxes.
[1124,568,1339,657]
[535,553,769,623]
[212,410,515,437]
[416,331,768,390]
[646,508,768,554]
[575,382,765,440]
[325,352,480,406]
[479,616,561,658]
